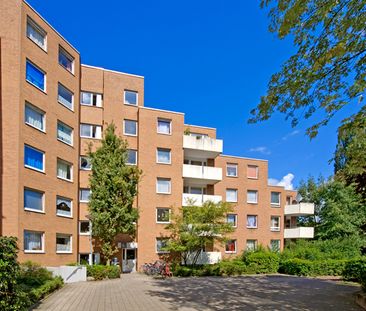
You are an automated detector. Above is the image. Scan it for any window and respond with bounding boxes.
[246,240,257,251]
[123,119,137,136]
[57,121,73,145]
[80,124,102,139]
[127,149,137,165]
[270,240,281,252]
[58,83,74,110]
[226,189,238,203]
[25,103,45,132]
[80,156,92,170]
[26,60,45,91]
[81,92,102,107]
[79,221,90,235]
[157,148,171,164]
[24,230,44,252]
[124,90,138,106]
[225,240,237,253]
[59,47,74,73]
[56,234,72,253]
[247,165,258,179]
[80,189,91,202]
[56,196,72,217]
[156,208,170,223]
[247,190,258,204]
[286,196,292,205]
[57,159,72,181]
[26,17,47,50]
[156,238,169,253]
[227,214,237,227]
[226,163,238,177]
[247,215,258,228]
[156,178,171,194]
[271,192,281,206]
[24,145,44,172]
[270,216,280,231]
[24,188,44,213]
[157,119,171,135]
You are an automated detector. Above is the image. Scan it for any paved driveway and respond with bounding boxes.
[34,274,362,311]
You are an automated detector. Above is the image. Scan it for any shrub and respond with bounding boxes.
[27,277,63,303]
[218,260,246,276]
[18,261,53,287]
[87,265,120,280]
[279,259,347,276]
[174,266,193,277]
[0,237,28,311]
[243,250,280,274]
[343,258,366,289]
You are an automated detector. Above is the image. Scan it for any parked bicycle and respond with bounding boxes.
[142,260,172,278]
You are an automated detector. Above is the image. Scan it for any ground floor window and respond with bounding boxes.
[24,230,44,252]
[225,239,237,253]
[156,238,169,253]
[270,240,280,252]
[246,239,257,251]
[56,234,72,253]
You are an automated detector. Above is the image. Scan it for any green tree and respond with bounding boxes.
[164,201,234,266]
[334,106,366,198]
[249,0,366,138]
[88,123,141,264]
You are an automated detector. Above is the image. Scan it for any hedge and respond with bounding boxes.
[243,251,280,274]
[87,265,121,280]
[279,259,347,276]
[343,259,366,290]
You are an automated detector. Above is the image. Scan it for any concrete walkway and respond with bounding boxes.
[34,274,362,311]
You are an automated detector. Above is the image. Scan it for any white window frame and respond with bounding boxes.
[227,214,237,228]
[247,190,258,204]
[79,221,91,235]
[80,91,103,107]
[57,120,73,146]
[80,124,102,139]
[247,215,258,229]
[24,188,45,213]
[270,240,281,252]
[57,158,73,182]
[156,178,171,194]
[225,239,237,254]
[80,156,92,170]
[270,216,281,232]
[58,83,74,111]
[246,239,258,251]
[59,46,75,74]
[26,16,47,51]
[123,119,138,136]
[24,230,45,253]
[24,102,45,132]
[124,90,138,106]
[156,208,171,224]
[24,144,45,173]
[156,238,169,254]
[156,148,171,164]
[56,196,73,218]
[271,192,281,206]
[127,149,138,165]
[56,233,72,254]
[247,165,259,179]
[226,188,238,203]
[226,163,238,177]
[79,188,91,202]
[157,118,172,135]
[26,59,46,92]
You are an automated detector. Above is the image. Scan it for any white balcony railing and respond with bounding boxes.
[183,164,222,183]
[182,193,222,206]
[284,227,314,239]
[183,135,223,156]
[184,251,222,265]
[285,203,315,216]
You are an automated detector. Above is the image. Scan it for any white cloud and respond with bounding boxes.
[281,130,300,141]
[249,146,271,155]
[268,173,295,190]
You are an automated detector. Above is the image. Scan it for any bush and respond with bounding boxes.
[279,259,347,276]
[243,250,280,274]
[343,258,366,290]
[27,277,63,303]
[174,266,194,277]
[18,261,53,287]
[218,260,246,276]
[87,265,120,280]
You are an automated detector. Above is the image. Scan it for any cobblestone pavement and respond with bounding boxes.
[34,273,362,311]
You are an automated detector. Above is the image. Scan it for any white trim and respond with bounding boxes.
[26,59,47,93]
[124,90,139,107]
[56,196,73,218]
[184,123,216,130]
[156,208,171,224]
[56,233,73,254]
[247,190,258,204]
[26,16,47,51]
[226,163,238,178]
[123,119,138,137]
[79,156,92,170]
[79,221,91,235]
[140,106,184,116]
[270,191,281,206]
[79,188,91,203]
[57,158,73,182]
[127,149,138,165]
[24,187,45,213]
[246,215,258,229]
[58,45,75,74]
[221,154,268,162]
[225,239,237,254]
[24,144,45,173]
[24,230,45,253]
[24,102,46,133]
[80,91,103,107]
[81,64,143,79]
[156,178,171,194]
[57,120,73,147]
[247,165,259,179]
[156,148,171,164]
[227,214,238,228]
[156,238,169,254]
[157,118,172,135]
[80,124,102,139]
[58,83,74,111]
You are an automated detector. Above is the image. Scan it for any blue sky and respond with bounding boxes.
[28,0,350,189]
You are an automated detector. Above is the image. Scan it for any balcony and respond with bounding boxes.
[284,227,314,239]
[185,251,222,265]
[182,193,222,206]
[183,135,223,158]
[183,164,222,185]
[285,203,315,216]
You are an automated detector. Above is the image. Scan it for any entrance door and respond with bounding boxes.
[122,248,136,273]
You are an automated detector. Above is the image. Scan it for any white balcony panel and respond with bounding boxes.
[185,251,222,265]
[183,135,223,158]
[182,193,222,206]
[285,203,315,216]
[284,227,314,239]
[183,164,222,184]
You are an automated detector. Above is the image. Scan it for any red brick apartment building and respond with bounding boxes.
[0,0,314,271]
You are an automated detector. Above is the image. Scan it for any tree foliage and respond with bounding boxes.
[88,123,141,264]
[164,201,234,266]
[249,0,366,138]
